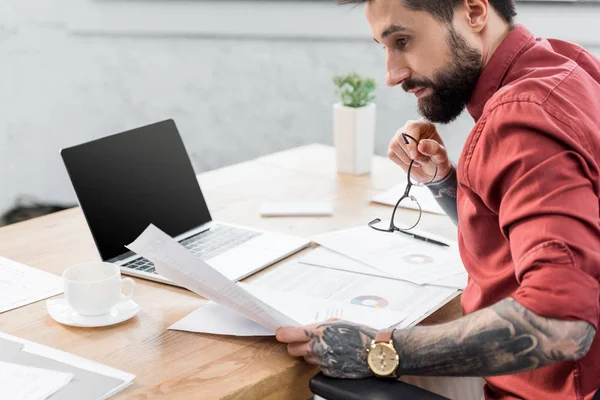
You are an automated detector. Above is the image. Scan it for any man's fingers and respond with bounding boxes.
[403,125,434,164]
[388,149,409,167]
[389,136,412,165]
[413,150,430,165]
[304,355,318,365]
[276,326,312,343]
[322,368,343,378]
[389,121,445,168]
[287,342,311,357]
[418,139,449,165]
[403,121,423,143]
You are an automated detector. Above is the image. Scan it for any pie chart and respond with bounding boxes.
[351,295,389,309]
[403,254,434,265]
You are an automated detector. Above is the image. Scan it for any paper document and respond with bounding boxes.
[127,224,300,331]
[428,272,468,290]
[0,361,73,400]
[372,184,445,215]
[0,256,63,313]
[260,202,333,217]
[171,285,407,336]
[128,225,413,337]
[313,226,466,285]
[250,261,459,328]
[301,247,467,290]
[170,301,275,336]
[242,283,408,330]
[0,333,135,400]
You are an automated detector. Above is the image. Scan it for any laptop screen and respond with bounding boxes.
[60,119,212,261]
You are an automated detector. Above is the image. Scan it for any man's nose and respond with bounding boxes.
[386,54,410,87]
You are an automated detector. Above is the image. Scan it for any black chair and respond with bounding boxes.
[311,373,600,400]
[309,372,449,400]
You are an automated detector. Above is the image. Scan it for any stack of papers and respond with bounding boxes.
[372,184,445,215]
[127,225,420,335]
[301,247,467,290]
[127,224,464,336]
[127,225,299,332]
[0,333,135,400]
[249,260,459,329]
[0,256,63,313]
[0,361,73,400]
[313,226,466,285]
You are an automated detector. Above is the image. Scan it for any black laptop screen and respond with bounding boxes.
[60,119,212,261]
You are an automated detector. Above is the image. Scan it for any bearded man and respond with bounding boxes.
[276,0,600,398]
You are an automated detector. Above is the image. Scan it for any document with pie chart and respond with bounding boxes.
[313,226,466,285]
[250,260,459,329]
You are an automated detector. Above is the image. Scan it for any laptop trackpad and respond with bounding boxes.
[206,234,301,281]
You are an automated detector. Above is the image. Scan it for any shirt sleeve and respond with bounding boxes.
[465,100,600,328]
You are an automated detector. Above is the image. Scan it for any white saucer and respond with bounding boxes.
[46,298,140,328]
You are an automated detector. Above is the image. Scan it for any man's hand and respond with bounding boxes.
[277,300,595,379]
[388,118,452,183]
[276,320,377,378]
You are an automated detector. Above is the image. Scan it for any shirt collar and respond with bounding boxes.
[466,25,535,121]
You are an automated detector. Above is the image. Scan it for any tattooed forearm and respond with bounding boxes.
[393,298,595,377]
[306,323,376,378]
[426,166,458,225]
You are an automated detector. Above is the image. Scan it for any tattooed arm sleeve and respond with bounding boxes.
[392,298,595,377]
[426,165,458,226]
[303,299,594,379]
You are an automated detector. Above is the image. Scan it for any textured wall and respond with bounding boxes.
[0,21,472,216]
[1,1,598,217]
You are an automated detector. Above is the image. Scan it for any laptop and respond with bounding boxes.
[60,119,310,285]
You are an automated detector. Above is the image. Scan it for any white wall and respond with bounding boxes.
[1,0,599,217]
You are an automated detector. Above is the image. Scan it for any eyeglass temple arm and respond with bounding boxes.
[389,192,410,224]
[402,132,438,185]
[368,218,395,232]
[401,133,418,146]
[402,133,418,196]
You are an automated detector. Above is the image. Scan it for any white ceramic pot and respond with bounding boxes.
[333,102,376,175]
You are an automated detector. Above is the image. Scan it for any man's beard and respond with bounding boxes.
[402,28,483,124]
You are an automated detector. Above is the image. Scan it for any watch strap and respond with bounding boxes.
[375,328,395,343]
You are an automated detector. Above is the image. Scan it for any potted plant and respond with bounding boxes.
[333,72,376,175]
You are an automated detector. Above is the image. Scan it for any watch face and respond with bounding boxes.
[367,343,399,376]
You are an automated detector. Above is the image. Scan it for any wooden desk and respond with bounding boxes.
[0,144,462,399]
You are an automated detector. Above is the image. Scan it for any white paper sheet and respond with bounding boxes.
[372,184,445,215]
[170,301,275,336]
[250,261,459,328]
[127,224,300,331]
[260,202,333,217]
[0,256,63,314]
[428,273,468,290]
[300,247,468,290]
[170,285,410,336]
[0,360,74,400]
[397,290,460,329]
[313,226,466,285]
[242,283,408,330]
[0,333,135,400]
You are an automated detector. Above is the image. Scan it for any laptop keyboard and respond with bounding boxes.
[121,225,262,275]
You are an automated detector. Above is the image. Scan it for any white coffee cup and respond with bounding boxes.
[63,261,136,316]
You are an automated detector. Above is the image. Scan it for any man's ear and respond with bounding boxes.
[463,0,489,33]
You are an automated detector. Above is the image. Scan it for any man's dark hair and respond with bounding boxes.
[337,0,516,25]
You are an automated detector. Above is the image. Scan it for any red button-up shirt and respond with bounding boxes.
[458,25,600,399]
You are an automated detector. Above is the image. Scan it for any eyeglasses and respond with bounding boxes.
[369,133,438,233]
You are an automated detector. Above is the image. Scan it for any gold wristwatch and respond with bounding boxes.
[366,328,400,377]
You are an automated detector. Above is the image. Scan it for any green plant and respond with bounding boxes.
[333,72,376,108]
